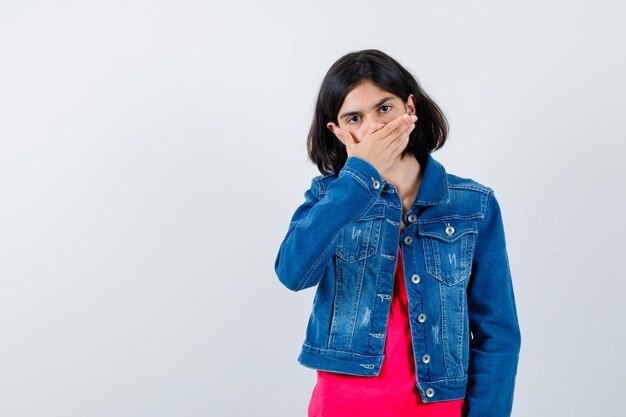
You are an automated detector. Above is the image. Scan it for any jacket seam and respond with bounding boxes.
[339,169,375,198]
[296,234,337,291]
[477,189,495,234]
[313,176,326,196]
[448,183,492,194]
[302,342,381,358]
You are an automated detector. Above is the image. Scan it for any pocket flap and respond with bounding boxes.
[357,203,385,221]
[417,218,478,243]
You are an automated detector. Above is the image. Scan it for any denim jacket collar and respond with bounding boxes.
[384,152,450,207]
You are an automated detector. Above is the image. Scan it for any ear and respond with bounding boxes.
[327,122,345,145]
[405,94,417,116]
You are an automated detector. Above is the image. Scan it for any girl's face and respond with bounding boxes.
[327,79,416,145]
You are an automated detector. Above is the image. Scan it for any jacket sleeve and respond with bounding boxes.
[464,190,522,417]
[274,156,385,291]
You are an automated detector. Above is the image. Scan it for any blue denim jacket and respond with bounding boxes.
[274,153,521,417]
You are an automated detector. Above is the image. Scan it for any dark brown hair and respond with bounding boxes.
[307,49,449,175]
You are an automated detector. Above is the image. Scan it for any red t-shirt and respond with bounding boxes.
[308,228,466,416]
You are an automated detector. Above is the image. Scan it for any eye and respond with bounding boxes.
[346,105,392,124]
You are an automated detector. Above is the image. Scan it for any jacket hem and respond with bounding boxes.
[297,342,384,376]
[297,342,469,403]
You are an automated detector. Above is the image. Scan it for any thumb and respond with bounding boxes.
[335,128,356,146]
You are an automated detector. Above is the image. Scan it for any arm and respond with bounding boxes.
[464,190,522,417]
[274,156,384,291]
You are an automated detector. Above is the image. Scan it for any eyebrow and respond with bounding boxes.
[339,96,395,120]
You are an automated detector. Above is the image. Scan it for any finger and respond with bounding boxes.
[392,123,414,154]
[383,119,414,155]
[380,114,417,145]
[336,128,356,145]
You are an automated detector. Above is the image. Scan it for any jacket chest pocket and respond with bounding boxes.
[335,203,385,263]
[417,218,478,285]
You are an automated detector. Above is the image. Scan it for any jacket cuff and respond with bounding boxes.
[339,156,384,198]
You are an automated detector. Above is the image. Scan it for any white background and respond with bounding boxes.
[1,1,624,416]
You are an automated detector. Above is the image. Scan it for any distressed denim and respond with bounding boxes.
[274,154,521,417]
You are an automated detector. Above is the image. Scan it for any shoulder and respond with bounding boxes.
[445,172,493,196]
[442,167,504,225]
[440,162,497,214]
[310,173,338,196]
[426,153,492,197]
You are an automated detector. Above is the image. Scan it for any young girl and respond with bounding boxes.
[274,49,521,417]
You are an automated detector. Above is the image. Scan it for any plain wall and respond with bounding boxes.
[1,1,624,416]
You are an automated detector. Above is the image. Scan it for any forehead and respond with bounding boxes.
[339,80,398,110]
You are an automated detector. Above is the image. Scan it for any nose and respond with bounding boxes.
[362,114,385,136]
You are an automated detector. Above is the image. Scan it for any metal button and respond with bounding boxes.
[372,178,380,189]
[426,387,435,398]
[445,224,455,236]
[411,274,421,284]
[407,213,417,223]
[403,235,413,245]
[417,313,427,323]
[422,354,430,364]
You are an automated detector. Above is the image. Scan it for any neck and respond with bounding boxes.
[385,153,422,208]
